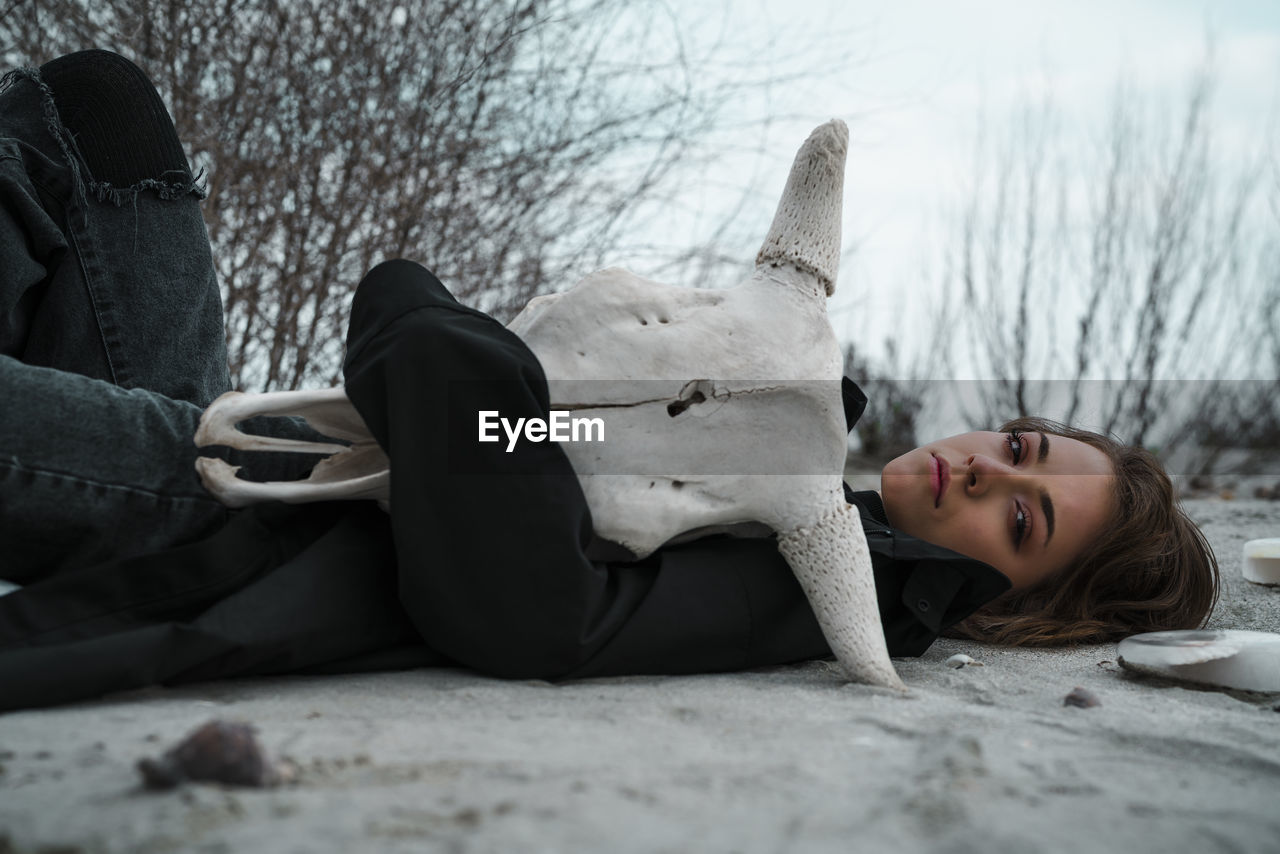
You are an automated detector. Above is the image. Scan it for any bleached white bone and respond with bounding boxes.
[194,388,390,509]
[195,120,905,690]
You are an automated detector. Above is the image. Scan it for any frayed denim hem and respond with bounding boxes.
[0,66,208,207]
[88,169,209,206]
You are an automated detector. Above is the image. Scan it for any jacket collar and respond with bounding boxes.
[850,487,890,526]
[843,488,1011,656]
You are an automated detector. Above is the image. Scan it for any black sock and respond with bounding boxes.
[38,49,192,188]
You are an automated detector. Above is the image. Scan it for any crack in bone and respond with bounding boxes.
[555,384,793,412]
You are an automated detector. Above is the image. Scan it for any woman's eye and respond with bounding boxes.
[1006,430,1024,465]
[1013,503,1029,549]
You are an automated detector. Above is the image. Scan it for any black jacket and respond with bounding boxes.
[0,261,1008,711]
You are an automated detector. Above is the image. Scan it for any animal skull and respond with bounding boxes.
[195,120,905,691]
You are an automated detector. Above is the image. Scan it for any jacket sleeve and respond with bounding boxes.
[566,536,830,678]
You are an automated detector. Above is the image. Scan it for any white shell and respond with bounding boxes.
[1243,538,1280,585]
[945,654,975,668]
[1118,629,1280,692]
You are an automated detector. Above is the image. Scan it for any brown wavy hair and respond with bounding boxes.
[946,416,1220,645]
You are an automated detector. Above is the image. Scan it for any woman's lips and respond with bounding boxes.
[931,453,951,508]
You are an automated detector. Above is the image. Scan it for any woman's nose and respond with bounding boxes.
[961,453,1018,496]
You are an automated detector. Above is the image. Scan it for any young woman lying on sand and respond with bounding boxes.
[0,51,1218,709]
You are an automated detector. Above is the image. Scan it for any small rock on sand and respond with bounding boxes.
[1063,686,1101,708]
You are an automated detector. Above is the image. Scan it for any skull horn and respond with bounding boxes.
[776,500,906,690]
[755,119,848,297]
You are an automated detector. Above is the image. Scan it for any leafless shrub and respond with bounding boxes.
[941,57,1275,473]
[842,340,927,466]
[4,0,849,389]
[1184,148,1280,476]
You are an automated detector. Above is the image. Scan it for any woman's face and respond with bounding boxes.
[880,429,1114,590]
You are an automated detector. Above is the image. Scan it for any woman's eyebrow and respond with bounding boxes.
[1036,431,1054,546]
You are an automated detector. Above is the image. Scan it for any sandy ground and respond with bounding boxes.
[2,498,1278,854]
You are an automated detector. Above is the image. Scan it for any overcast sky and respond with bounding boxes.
[621,0,1280,375]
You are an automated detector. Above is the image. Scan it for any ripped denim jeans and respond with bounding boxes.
[0,64,267,585]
